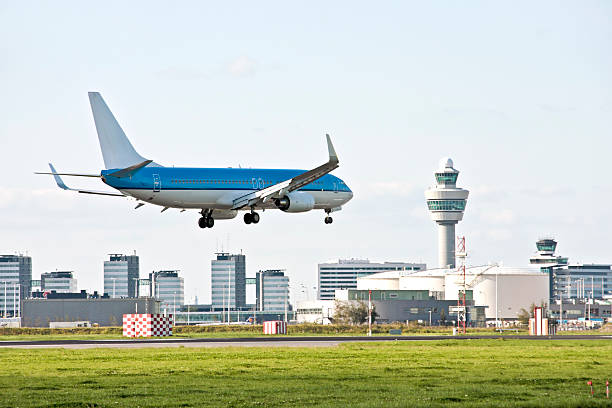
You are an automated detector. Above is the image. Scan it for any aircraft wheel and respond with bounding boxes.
[206,217,215,228]
[244,213,252,224]
[198,217,208,228]
[325,216,333,224]
[251,212,260,224]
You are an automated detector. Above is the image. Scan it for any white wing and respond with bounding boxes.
[231,134,339,210]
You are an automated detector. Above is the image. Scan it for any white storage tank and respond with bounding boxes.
[444,266,549,320]
[357,271,401,290]
[399,269,446,292]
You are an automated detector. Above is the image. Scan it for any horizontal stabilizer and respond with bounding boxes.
[42,163,125,197]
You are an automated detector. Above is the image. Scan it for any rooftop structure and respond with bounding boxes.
[529,238,568,266]
[425,158,469,269]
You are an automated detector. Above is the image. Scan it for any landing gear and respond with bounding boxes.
[199,210,214,229]
[324,209,333,224]
[244,210,260,225]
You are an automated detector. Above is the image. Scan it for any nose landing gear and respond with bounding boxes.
[324,209,333,224]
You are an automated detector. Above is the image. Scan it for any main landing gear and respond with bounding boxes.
[198,210,214,229]
[324,209,333,224]
[244,210,260,225]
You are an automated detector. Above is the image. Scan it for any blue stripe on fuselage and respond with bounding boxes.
[100,167,351,193]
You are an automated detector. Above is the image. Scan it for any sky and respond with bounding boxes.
[1,1,610,304]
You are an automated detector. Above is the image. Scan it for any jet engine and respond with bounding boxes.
[274,192,315,213]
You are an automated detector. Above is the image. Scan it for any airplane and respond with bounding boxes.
[37,92,353,229]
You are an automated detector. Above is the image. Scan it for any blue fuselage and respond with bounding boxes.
[101,167,353,212]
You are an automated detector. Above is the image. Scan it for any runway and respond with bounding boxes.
[1,335,611,349]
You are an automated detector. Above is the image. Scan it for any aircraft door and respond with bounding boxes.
[153,174,161,192]
[333,181,339,193]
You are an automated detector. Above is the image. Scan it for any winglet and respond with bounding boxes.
[326,134,339,164]
[48,163,69,190]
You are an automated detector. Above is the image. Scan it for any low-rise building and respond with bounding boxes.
[295,300,336,324]
[335,289,487,326]
[22,297,160,327]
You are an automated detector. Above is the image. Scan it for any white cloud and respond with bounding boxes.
[227,56,257,77]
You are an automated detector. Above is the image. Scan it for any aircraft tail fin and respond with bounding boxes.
[88,92,160,170]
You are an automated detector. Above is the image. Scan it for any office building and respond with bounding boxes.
[425,157,469,268]
[529,238,611,301]
[317,259,426,300]
[41,271,77,293]
[103,254,139,298]
[0,255,32,318]
[256,270,290,311]
[150,270,184,313]
[211,253,246,310]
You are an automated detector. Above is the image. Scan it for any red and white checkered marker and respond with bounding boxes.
[263,320,286,335]
[123,314,173,338]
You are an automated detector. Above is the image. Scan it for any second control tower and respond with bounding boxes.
[425,158,469,269]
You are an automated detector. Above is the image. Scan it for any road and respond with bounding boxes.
[1,335,611,349]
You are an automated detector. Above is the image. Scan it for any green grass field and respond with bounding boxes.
[1,339,611,407]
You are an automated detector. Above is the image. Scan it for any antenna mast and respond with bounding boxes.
[456,236,467,334]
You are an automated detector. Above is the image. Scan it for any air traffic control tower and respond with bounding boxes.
[425,158,469,269]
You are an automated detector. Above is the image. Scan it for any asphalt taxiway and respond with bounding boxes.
[1,335,610,349]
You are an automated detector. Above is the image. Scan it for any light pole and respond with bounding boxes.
[173,292,176,317]
[111,278,116,298]
[227,264,231,326]
[495,267,499,328]
[3,281,7,318]
[428,309,432,327]
[132,278,139,298]
[368,290,372,337]
[284,282,288,324]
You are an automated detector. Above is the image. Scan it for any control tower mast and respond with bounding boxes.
[425,158,469,269]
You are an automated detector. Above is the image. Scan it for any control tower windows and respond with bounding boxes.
[435,173,458,184]
[427,200,466,211]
